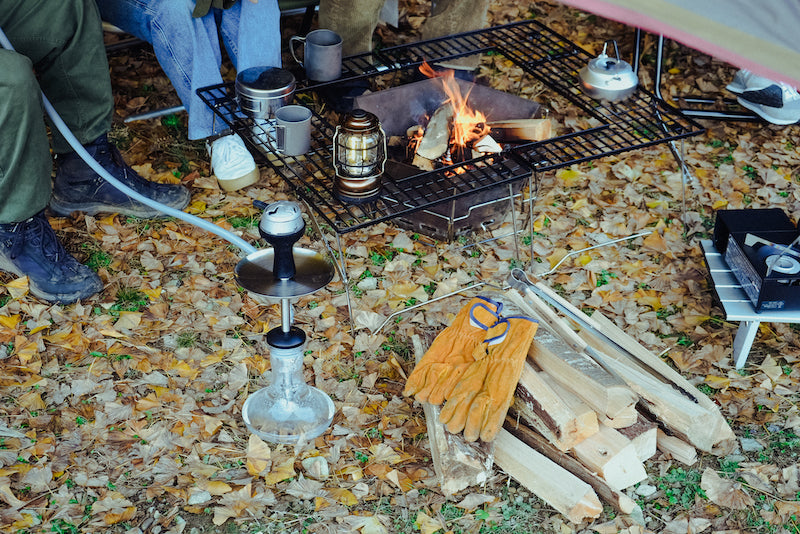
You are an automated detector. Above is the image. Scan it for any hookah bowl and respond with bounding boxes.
[235,201,336,443]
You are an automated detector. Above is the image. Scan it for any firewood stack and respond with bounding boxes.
[414,285,736,524]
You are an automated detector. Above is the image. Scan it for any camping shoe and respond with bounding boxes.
[51,134,191,218]
[208,133,259,190]
[0,211,103,304]
[738,83,800,125]
[725,69,774,95]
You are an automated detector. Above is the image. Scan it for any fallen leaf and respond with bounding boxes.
[701,467,754,510]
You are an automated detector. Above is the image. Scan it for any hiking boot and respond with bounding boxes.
[51,134,191,218]
[0,211,103,304]
[737,82,800,125]
[208,133,259,191]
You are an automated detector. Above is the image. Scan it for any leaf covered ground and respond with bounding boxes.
[3,1,800,533]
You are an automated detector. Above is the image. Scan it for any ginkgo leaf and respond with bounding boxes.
[414,511,445,534]
[5,276,28,299]
[264,456,296,485]
[701,467,754,510]
[246,434,271,475]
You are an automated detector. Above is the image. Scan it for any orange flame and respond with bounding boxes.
[419,61,489,150]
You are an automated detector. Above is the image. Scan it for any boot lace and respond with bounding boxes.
[9,212,66,264]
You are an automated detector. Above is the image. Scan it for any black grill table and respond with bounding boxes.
[198,19,704,326]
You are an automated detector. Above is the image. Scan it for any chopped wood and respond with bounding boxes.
[657,429,698,466]
[617,414,658,462]
[506,289,637,419]
[528,330,638,420]
[494,429,603,523]
[415,104,453,160]
[411,335,493,495]
[598,404,638,429]
[580,312,736,454]
[504,416,640,517]
[486,118,553,142]
[571,423,648,491]
[513,362,598,451]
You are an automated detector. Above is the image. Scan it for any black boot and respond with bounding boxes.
[0,211,103,304]
[51,134,191,218]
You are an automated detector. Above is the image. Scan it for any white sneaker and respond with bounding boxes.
[208,133,259,191]
[738,82,800,125]
[725,69,774,94]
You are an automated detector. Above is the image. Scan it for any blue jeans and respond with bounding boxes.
[97,0,281,140]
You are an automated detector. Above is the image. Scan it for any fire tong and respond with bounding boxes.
[508,268,700,404]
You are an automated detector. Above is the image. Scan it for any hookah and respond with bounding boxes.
[0,29,337,443]
[235,200,336,443]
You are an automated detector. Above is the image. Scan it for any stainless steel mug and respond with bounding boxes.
[290,29,343,82]
[275,105,312,156]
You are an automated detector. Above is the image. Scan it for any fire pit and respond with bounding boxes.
[197,19,703,241]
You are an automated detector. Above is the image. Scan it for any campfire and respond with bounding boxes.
[356,63,554,174]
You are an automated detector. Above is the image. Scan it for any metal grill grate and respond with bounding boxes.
[198,19,703,236]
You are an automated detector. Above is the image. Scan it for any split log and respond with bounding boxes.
[494,429,602,523]
[657,429,698,466]
[504,416,640,517]
[579,312,736,454]
[513,362,598,452]
[528,331,638,420]
[599,404,638,429]
[617,414,658,462]
[411,335,493,495]
[486,118,553,143]
[415,104,453,160]
[505,289,637,419]
[571,423,648,491]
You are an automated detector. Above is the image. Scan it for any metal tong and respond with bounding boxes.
[508,268,700,404]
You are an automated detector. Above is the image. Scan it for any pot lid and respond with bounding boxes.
[236,66,296,97]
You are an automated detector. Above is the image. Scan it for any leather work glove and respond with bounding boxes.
[438,315,538,442]
[403,296,502,405]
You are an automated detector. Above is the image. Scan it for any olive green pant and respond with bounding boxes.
[0,0,113,223]
[319,0,490,56]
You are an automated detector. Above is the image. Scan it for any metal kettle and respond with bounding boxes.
[579,41,639,101]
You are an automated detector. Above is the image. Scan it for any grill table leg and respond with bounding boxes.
[732,320,760,369]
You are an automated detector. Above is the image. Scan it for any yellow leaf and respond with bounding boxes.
[415,511,445,534]
[187,200,207,214]
[668,67,680,74]
[642,231,668,252]
[712,199,729,210]
[200,480,233,496]
[264,456,296,485]
[171,360,200,379]
[17,391,46,411]
[576,253,592,266]
[141,287,162,300]
[645,200,667,209]
[247,434,272,476]
[0,315,20,329]
[571,197,588,210]
[327,487,358,506]
[14,340,39,364]
[546,249,568,270]
[532,213,547,232]
[556,168,582,187]
[337,465,364,481]
[314,496,331,511]
[203,415,222,436]
[103,507,136,525]
[11,512,39,529]
[704,375,731,390]
[6,276,29,299]
[98,328,125,339]
[115,311,143,330]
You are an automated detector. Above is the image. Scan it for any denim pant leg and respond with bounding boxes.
[218,0,281,73]
[0,0,113,153]
[0,51,52,223]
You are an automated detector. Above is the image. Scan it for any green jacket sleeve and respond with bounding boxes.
[192,0,239,18]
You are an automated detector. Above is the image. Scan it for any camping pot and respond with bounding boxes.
[235,66,296,119]
[579,41,638,101]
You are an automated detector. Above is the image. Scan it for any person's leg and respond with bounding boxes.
[0,50,103,303]
[420,0,491,40]
[0,0,113,152]
[99,0,227,140]
[319,0,385,56]
[0,51,52,223]
[218,0,281,73]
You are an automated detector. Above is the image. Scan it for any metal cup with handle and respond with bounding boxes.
[290,29,343,82]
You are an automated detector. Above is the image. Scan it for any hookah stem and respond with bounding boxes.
[281,298,292,333]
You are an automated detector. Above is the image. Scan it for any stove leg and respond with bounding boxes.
[508,181,520,264]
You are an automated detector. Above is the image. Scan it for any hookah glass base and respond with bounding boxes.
[241,331,334,443]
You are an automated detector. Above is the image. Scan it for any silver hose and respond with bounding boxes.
[0,26,257,256]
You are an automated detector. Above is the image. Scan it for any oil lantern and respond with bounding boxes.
[332,108,386,203]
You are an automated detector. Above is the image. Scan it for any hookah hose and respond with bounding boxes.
[0,26,257,256]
